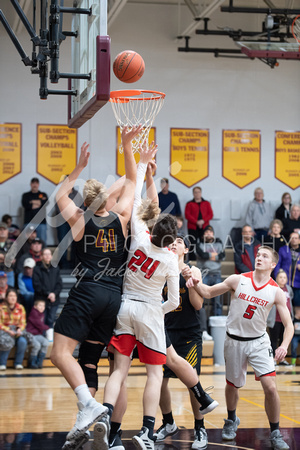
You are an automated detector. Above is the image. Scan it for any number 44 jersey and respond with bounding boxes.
[226,271,278,338]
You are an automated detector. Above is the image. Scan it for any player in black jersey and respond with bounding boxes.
[154,234,218,450]
[50,126,142,445]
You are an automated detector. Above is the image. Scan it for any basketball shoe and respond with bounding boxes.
[222,417,240,440]
[153,421,178,442]
[109,430,125,450]
[67,398,108,440]
[192,428,208,450]
[62,430,90,450]
[270,430,289,450]
[92,414,110,450]
[199,392,219,415]
[132,426,155,450]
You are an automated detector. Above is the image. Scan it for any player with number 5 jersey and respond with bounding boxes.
[186,245,294,450]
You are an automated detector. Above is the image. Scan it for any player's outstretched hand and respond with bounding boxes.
[121,125,143,147]
[147,159,157,176]
[139,140,158,164]
[78,142,90,169]
[186,275,201,288]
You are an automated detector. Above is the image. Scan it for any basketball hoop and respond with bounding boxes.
[110,89,165,153]
[292,15,300,50]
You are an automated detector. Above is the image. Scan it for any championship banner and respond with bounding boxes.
[0,123,22,184]
[37,124,77,184]
[170,128,209,187]
[116,127,156,177]
[275,130,300,189]
[222,129,261,188]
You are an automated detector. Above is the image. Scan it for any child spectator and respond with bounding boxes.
[0,289,27,370]
[1,214,20,242]
[26,299,49,368]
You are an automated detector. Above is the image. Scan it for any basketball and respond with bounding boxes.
[113,50,145,83]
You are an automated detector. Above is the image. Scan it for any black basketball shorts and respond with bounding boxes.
[54,280,121,345]
[164,327,202,378]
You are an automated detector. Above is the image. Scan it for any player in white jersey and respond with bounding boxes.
[96,142,179,450]
[186,246,294,450]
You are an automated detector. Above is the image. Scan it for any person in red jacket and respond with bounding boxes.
[185,186,213,260]
[234,225,261,274]
[26,299,49,368]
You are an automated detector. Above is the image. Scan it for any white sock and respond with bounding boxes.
[74,384,92,406]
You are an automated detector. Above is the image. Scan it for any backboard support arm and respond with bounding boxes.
[0,10,32,66]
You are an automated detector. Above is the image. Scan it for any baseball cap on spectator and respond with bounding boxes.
[31,238,42,244]
[0,222,8,229]
[0,271,7,277]
[23,258,36,269]
[177,232,191,251]
[203,225,214,233]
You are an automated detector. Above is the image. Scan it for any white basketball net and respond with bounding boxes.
[110,90,165,153]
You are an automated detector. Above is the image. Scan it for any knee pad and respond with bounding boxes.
[78,341,105,391]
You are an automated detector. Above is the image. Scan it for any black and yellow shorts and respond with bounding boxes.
[164,327,202,378]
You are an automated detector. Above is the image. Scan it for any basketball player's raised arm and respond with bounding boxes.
[56,142,90,228]
[145,158,158,204]
[130,141,158,236]
[111,125,142,226]
[274,289,294,362]
[186,273,240,298]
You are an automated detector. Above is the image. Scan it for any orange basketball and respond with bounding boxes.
[113,50,145,83]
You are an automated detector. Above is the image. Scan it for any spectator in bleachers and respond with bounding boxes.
[15,238,43,275]
[234,224,260,274]
[0,271,13,304]
[291,311,300,367]
[21,177,48,244]
[245,187,274,242]
[0,221,15,287]
[267,269,293,366]
[26,299,49,369]
[1,214,20,242]
[18,258,36,315]
[158,177,181,216]
[196,225,225,316]
[275,192,292,222]
[175,214,184,231]
[32,248,62,329]
[185,186,213,261]
[263,219,286,253]
[274,231,300,317]
[15,225,37,263]
[0,288,28,370]
[281,204,300,241]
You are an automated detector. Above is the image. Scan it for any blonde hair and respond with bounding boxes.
[270,219,283,231]
[137,199,161,230]
[83,179,108,212]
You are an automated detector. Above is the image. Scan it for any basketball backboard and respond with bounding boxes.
[68,0,110,128]
[236,41,300,59]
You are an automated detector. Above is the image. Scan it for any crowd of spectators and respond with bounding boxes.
[0,178,299,365]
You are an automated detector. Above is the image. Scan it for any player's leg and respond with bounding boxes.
[189,390,208,450]
[154,378,178,442]
[222,337,246,441]
[166,338,218,414]
[132,363,163,450]
[260,376,289,449]
[51,333,107,441]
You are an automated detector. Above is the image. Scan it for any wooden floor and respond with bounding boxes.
[0,363,299,449]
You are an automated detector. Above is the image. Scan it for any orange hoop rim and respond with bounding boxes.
[109,89,166,103]
[292,14,300,42]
